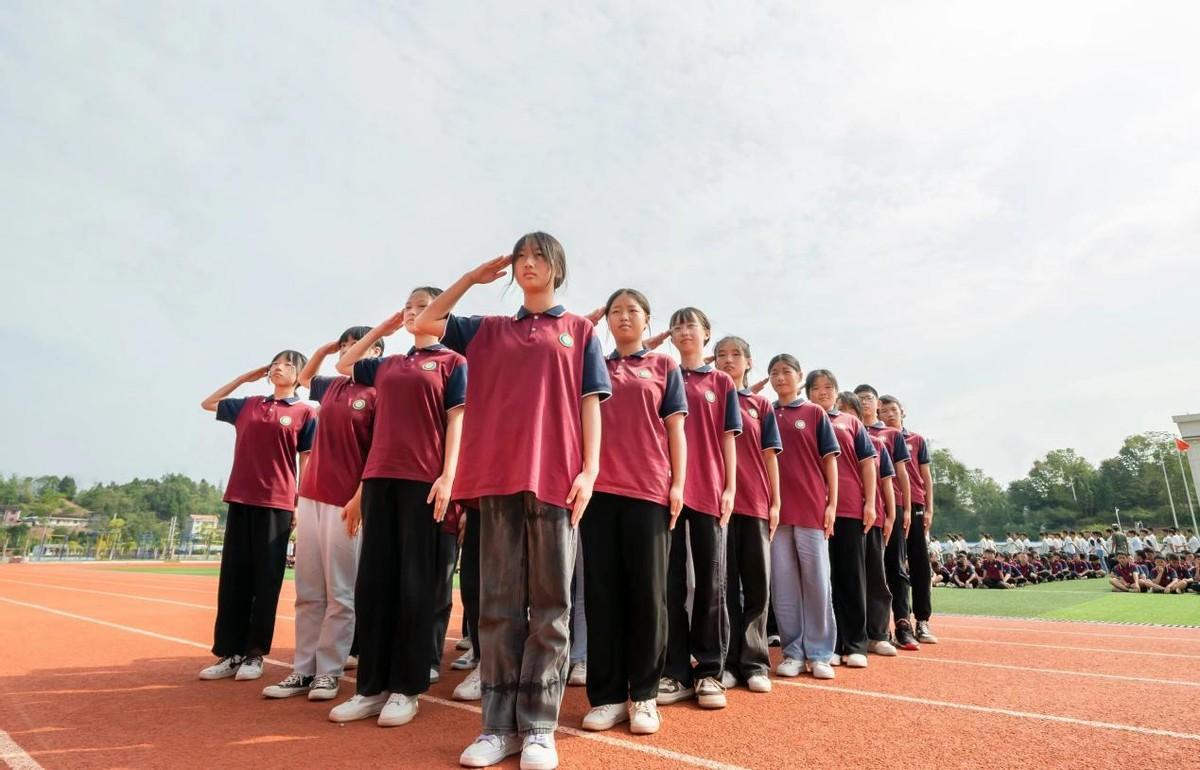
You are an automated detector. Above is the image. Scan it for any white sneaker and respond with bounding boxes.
[307,674,339,701]
[696,676,727,709]
[378,693,419,727]
[868,640,898,657]
[430,667,440,684]
[456,637,473,651]
[656,677,694,705]
[451,650,478,670]
[520,733,558,770]
[582,702,628,731]
[719,670,738,689]
[568,660,587,686]
[198,656,243,680]
[262,672,312,698]
[628,700,661,735]
[344,654,358,670]
[747,673,772,693]
[775,658,803,677]
[846,653,869,668]
[459,734,521,768]
[828,655,843,667]
[809,661,835,680]
[916,621,939,644]
[235,656,264,681]
[453,668,482,701]
[328,692,389,723]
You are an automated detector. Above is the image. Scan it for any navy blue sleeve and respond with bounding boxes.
[216,397,247,425]
[308,376,334,404]
[581,334,612,401]
[297,413,317,453]
[353,357,383,387]
[659,366,687,419]
[444,362,467,410]
[854,425,876,461]
[917,436,931,465]
[759,406,782,453]
[890,432,911,464]
[816,413,840,457]
[441,314,485,355]
[879,445,896,479]
[723,387,743,435]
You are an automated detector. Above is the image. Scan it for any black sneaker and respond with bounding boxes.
[894,621,920,651]
[262,672,314,699]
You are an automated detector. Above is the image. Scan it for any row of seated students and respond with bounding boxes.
[930,549,1200,593]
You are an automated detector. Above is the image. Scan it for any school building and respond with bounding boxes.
[1172,413,1200,515]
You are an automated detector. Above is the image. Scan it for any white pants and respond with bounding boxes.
[293,497,360,677]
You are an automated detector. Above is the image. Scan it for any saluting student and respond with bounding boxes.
[413,233,612,770]
[199,351,317,682]
[327,287,467,728]
[578,288,686,736]
[261,328,380,702]
[767,354,840,681]
[657,307,741,711]
[807,371,876,669]
[879,395,937,644]
[713,336,781,694]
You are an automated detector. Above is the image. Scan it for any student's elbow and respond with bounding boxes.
[201,400,217,412]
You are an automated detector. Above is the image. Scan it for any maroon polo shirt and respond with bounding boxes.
[829,410,877,520]
[594,349,687,506]
[903,428,932,506]
[773,398,840,529]
[354,345,467,485]
[868,435,896,528]
[217,395,317,512]
[298,376,376,507]
[442,305,612,509]
[679,366,743,518]
[732,390,783,519]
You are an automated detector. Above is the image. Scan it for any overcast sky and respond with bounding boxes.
[3,1,1198,491]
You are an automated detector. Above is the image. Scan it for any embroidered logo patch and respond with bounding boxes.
[279,415,293,427]
[795,419,807,430]
[559,333,574,348]
[748,407,759,419]
[637,368,652,379]
[421,361,438,371]
[351,398,367,411]
[704,390,717,403]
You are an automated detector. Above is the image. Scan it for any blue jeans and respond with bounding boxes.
[770,525,835,663]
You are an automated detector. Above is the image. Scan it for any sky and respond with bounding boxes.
[2,1,1199,491]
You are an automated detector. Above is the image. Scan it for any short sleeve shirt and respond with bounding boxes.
[298,376,376,507]
[773,398,840,529]
[731,390,782,519]
[217,395,317,512]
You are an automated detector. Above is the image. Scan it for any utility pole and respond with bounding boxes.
[1176,451,1199,536]
[165,517,177,562]
[1114,507,1122,530]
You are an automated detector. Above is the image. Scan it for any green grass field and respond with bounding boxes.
[932,577,1200,627]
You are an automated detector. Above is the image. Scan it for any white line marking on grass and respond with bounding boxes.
[0,597,749,770]
[939,636,1200,659]
[0,579,295,620]
[773,680,1200,742]
[0,729,45,770]
[899,655,1200,688]
[935,617,1200,642]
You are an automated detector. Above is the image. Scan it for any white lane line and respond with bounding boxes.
[773,680,1200,742]
[0,729,45,770]
[937,611,1197,632]
[0,579,295,621]
[939,636,1200,659]
[898,654,1200,688]
[0,596,748,770]
[11,572,217,596]
[934,619,1200,643]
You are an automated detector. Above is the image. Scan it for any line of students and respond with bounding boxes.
[197,232,937,770]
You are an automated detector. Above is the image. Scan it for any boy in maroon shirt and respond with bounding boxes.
[199,350,317,682]
[1109,553,1141,592]
[979,549,1011,589]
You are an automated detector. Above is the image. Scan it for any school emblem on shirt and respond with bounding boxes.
[794,419,806,430]
[421,361,438,371]
[351,398,367,411]
[748,407,759,419]
[637,368,652,379]
[279,415,293,426]
[558,333,574,348]
[704,390,716,403]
